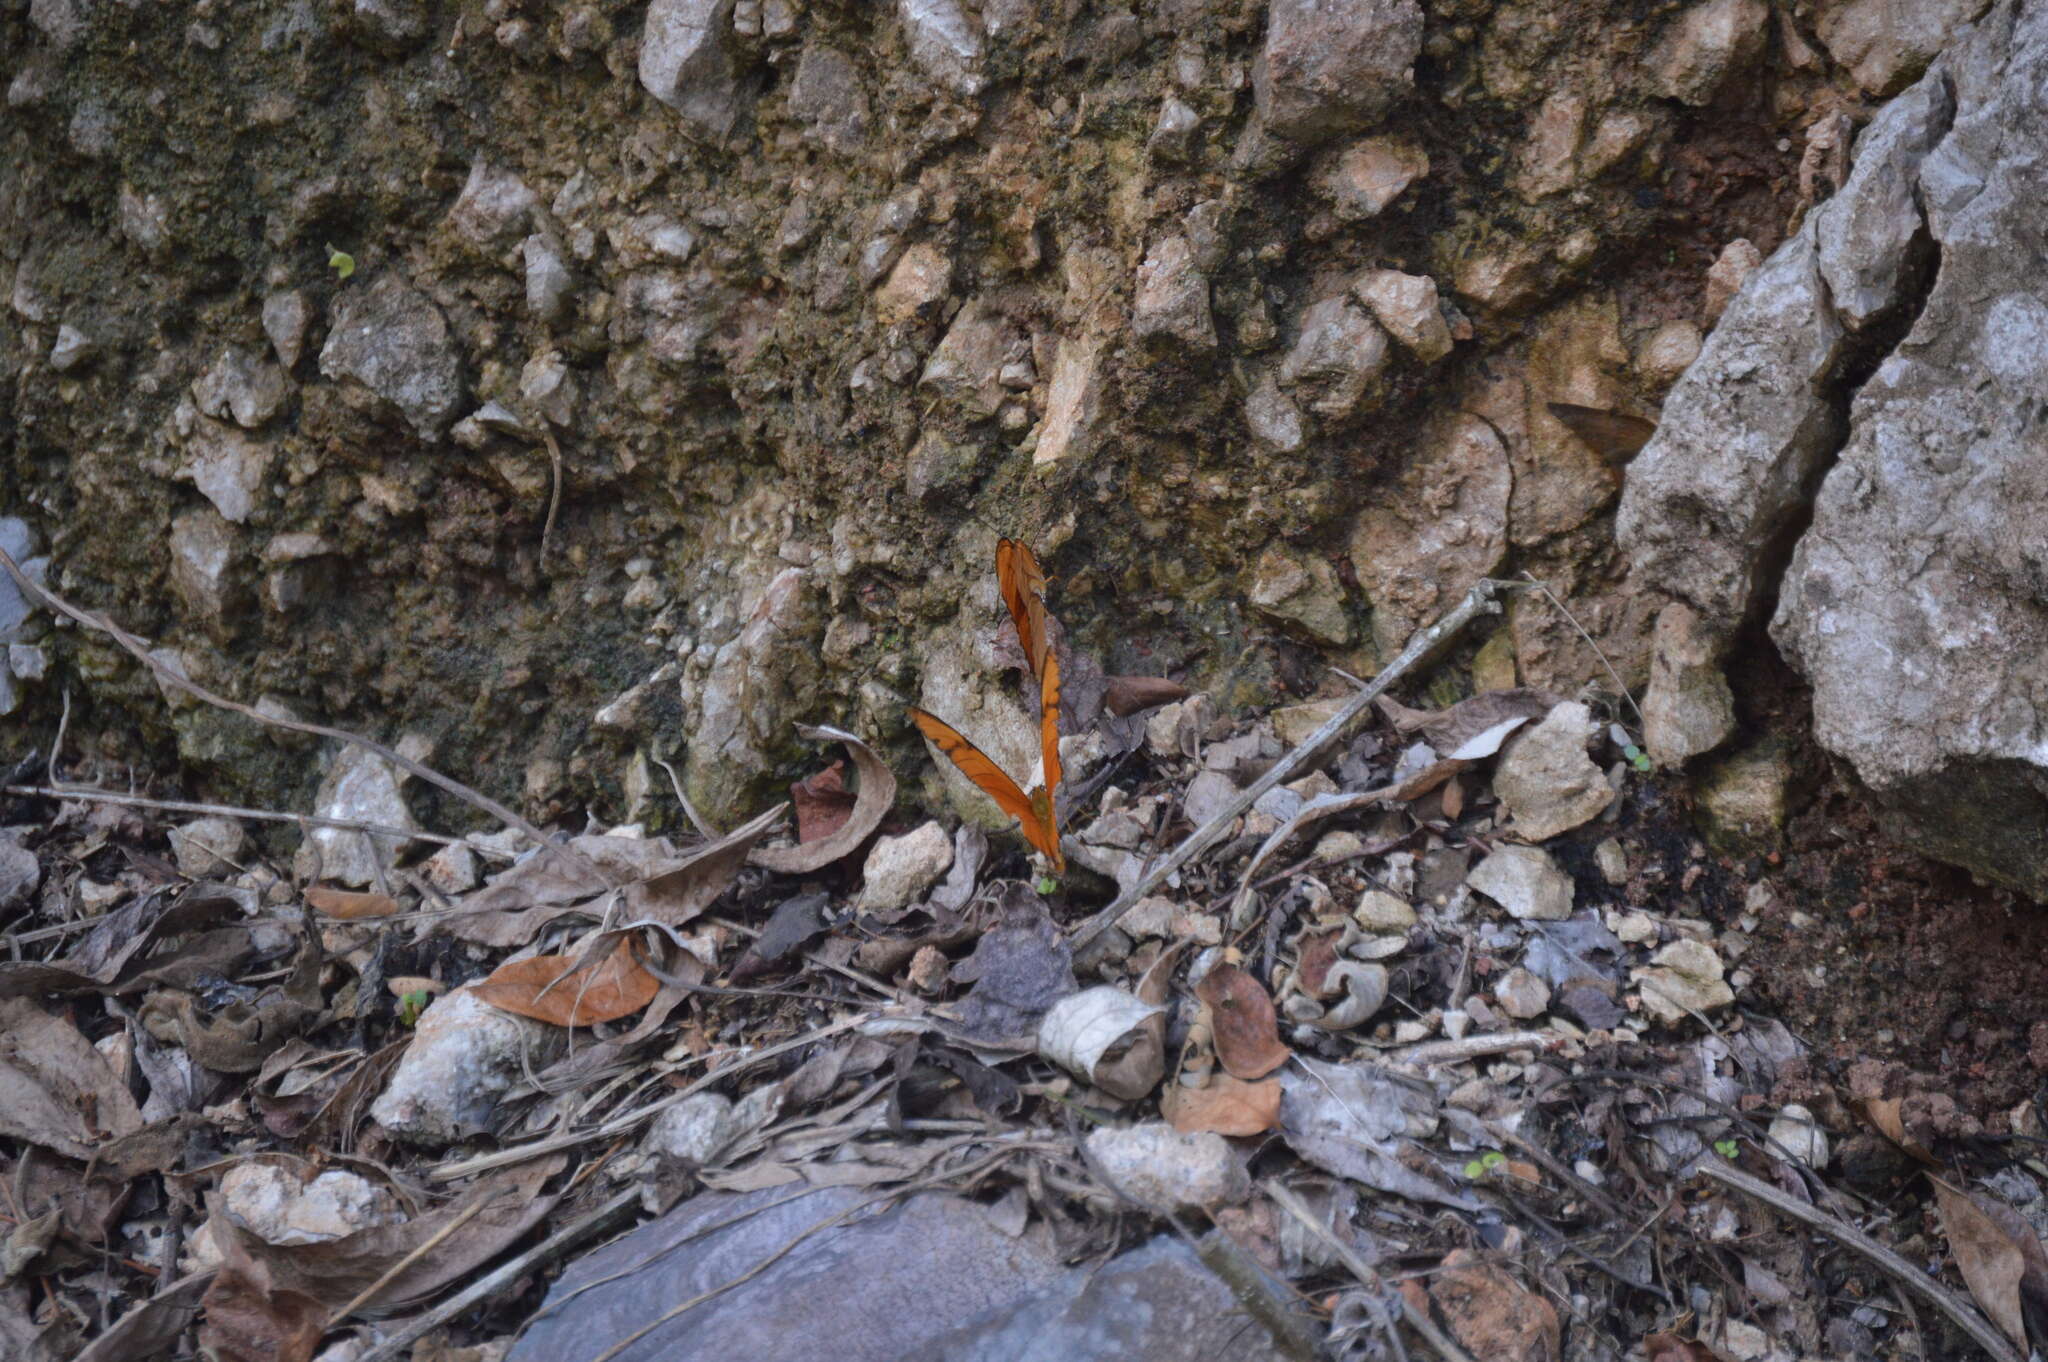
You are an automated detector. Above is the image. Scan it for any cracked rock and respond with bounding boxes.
[1133,235,1216,351]
[1495,701,1614,840]
[1632,937,1734,1023]
[1255,0,1423,144]
[1642,602,1734,765]
[640,0,756,139]
[319,273,466,440]
[858,821,955,913]
[1467,844,1574,922]
[371,987,566,1145]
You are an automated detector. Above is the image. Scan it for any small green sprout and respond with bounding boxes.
[1623,743,1653,773]
[1462,1149,1510,1179]
[1035,874,1059,896]
[398,990,430,1026]
[1714,1138,1739,1159]
[326,243,356,280]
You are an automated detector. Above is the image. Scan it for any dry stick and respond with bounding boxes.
[0,785,497,854]
[1068,579,1519,952]
[541,428,566,561]
[351,1187,640,1362]
[0,541,593,878]
[1264,1180,1479,1362]
[1696,1157,2024,1362]
[325,1187,503,1327]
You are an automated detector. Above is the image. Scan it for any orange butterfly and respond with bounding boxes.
[909,541,1064,872]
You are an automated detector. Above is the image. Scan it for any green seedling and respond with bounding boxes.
[326,243,356,280]
[1462,1149,1509,1179]
[1714,1138,1739,1159]
[398,990,429,1027]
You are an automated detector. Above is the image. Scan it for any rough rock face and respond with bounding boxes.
[0,0,1983,867]
[1774,3,2048,896]
[1624,0,2048,895]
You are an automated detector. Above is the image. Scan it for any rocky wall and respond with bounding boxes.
[0,0,1967,847]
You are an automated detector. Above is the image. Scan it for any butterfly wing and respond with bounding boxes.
[1545,402,1657,466]
[909,707,1062,866]
[995,538,1051,679]
[1034,647,1065,873]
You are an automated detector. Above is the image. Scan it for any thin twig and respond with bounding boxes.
[1516,572,1645,730]
[541,429,565,561]
[0,785,506,855]
[0,541,591,877]
[351,1188,640,1362]
[1069,580,1521,951]
[1387,1030,1559,1069]
[1264,1180,1479,1362]
[1696,1157,2024,1362]
[326,1187,502,1326]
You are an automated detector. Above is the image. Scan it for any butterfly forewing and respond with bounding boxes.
[908,707,1063,868]
[996,538,1052,679]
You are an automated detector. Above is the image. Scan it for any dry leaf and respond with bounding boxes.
[1644,1332,1726,1362]
[1377,688,1562,755]
[1858,1095,1933,1162]
[1162,1076,1283,1136]
[472,937,660,1027]
[790,760,858,845]
[0,998,144,1159]
[73,1271,213,1362]
[623,803,789,930]
[1195,963,1291,1080]
[752,725,897,874]
[1934,1177,2031,1347]
[304,886,399,919]
[198,1268,324,1362]
[1103,675,1192,717]
[1038,987,1163,1093]
[1545,401,1657,465]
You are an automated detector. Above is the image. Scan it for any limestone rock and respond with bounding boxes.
[1085,1123,1248,1211]
[296,744,419,887]
[640,0,755,139]
[523,234,574,324]
[445,161,538,252]
[1148,96,1201,163]
[1354,889,1416,931]
[181,417,275,524]
[0,837,41,909]
[193,345,289,429]
[1702,238,1761,324]
[1647,0,1769,106]
[261,289,312,369]
[1617,224,1843,633]
[1642,602,1734,765]
[1314,137,1428,219]
[683,568,822,823]
[168,815,247,877]
[858,821,955,913]
[644,1093,739,1165]
[1817,0,1990,95]
[898,0,985,97]
[319,273,466,440]
[1494,967,1551,1020]
[872,241,953,325]
[1632,937,1733,1023]
[1247,546,1351,646]
[1635,320,1702,384]
[1517,293,1633,544]
[371,987,566,1145]
[1278,294,1389,418]
[1494,701,1613,841]
[1814,74,1953,329]
[1349,412,1509,657]
[49,323,94,372]
[1033,337,1106,466]
[1244,374,1305,452]
[920,299,1021,418]
[1133,235,1216,352]
[1352,269,1451,362]
[1695,737,1791,853]
[1513,90,1588,200]
[1467,844,1574,922]
[787,44,869,154]
[168,509,237,624]
[1256,0,1423,144]
[218,1164,405,1246]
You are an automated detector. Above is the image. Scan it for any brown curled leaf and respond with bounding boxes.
[1195,962,1291,1080]
[305,886,399,919]
[1103,675,1192,717]
[752,725,898,874]
[1162,1075,1283,1136]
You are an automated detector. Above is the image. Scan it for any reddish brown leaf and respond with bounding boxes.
[1934,1177,2030,1347]
[198,1268,323,1362]
[1295,930,1341,998]
[472,938,660,1027]
[305,886,399,919]
[1103,675,1191,717]
[1644,1332,1726,1362]
[752,725,897,875]
[1162,1076,1283,1136]
[1429,1251,1561,1362]
[791,760,858,846]
[1195,963,1291,1080]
